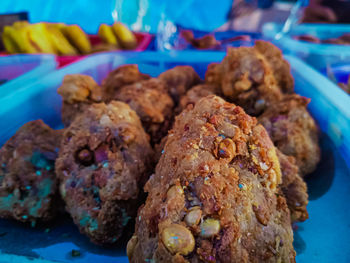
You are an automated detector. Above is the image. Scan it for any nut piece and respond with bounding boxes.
[185,207,202,226]
[167,185,184,200]
[200,218,221,238]
[217,138,236,161]
[161,224,195,255]
[127,235,138,258]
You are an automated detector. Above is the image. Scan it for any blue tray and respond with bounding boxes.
[0,52,349,263]
[156,28,262,51]
[321,63,350,85]
[0,55,57,98]
[262,23,350,70]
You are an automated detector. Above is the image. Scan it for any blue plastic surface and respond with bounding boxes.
[321,63,350,85]
[0,55,57,98]
[0,0,231,34]
[0,52,349,262]
[161,28,262,51]
[263,23,350,70]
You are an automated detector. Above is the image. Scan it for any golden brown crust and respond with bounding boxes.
[58,74,102,127]
[205,63,221,86]
[158,66,201,104]
[218,44,283,116]
[206,41,294,117]
[101,64,150,101]
[277,150,309,222]
[129,95,295,263]
[254,41,294,94]
[56,101,154,245]
[115,79,175,145]
[259,94,320,176]
[178,84,221,113]
[0,120,62,224]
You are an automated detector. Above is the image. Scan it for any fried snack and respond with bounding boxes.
[27,23,56,54]
[178,84,221,112]
[2,26,20,54]
[210,41,294,116]
[217,44,284,116]
[338,76,350,94]
[158,66,201,104]
[205,62,221,85]
[46,25,78,55]
[12,21,29,28]
[57,74,102,127]
[98,24,119,47]
[3,25,37,53]
[154,135,168,163]
[114,79,174,145]
[254,41,294,94]
[128,95,296,262]
[89,43,119,53]
[294,35,321,44]
[181,30,219,49]
[56,102,154,245]
[112,22,137,50]
[259,94,320,176]
[62,25,91,54]
[0,120,62,224]
[101,64,150,101]
[277,150,308,222]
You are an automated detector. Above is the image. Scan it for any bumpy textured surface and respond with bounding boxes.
[259,94,320,176]
[178,84,221,113]
[56,101,154,245]
[0,120,62,224]
[129,96,295,263]
[158,66,201,104]
[208,41,294,116]
[115,78,174,145]
[171,85,310,222]
[101,64,150,101]
[58,74,102,127]
[254,41,294,94]
[205,63,221,85]
[277,150,308,222]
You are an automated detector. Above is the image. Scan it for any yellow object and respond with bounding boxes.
[12,21,29,28]
[46,25,78,55]
[27,23,56,53]
[112,22,137,49]
[62,25,91,54]
[2,26,20,54]
[98,24,119,46]
[4,25,38,53]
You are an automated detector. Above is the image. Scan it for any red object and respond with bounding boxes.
[56,32,153,68]
[0,32,153,67]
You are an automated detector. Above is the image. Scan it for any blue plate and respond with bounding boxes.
[0,54,57,98]
[0,52,349,263]
[262,22,350,70]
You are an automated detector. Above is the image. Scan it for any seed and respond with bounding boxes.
[217,138,236,161]
[167,185,184,200]
[185,207,202,226]
[161,224,195,255]
[200,218,220,238]
[127,235,138,258]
